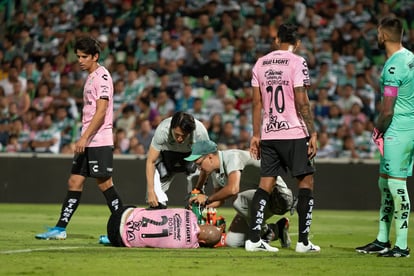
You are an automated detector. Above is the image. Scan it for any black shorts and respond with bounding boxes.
[260,138,315,178]
[71,146,114,178]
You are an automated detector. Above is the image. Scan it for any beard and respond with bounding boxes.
[377,39,385,50]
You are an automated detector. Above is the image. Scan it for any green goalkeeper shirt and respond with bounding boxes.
[380,47,414,131]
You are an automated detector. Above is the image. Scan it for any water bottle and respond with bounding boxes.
[191,189,205,224]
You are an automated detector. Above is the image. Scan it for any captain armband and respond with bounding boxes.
[383,86,398,97]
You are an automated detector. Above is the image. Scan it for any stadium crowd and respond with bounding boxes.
[0,0,413,159]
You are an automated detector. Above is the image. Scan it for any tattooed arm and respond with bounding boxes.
[294,86,317,159]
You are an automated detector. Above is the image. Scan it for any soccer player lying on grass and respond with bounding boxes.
[105,206,223,248]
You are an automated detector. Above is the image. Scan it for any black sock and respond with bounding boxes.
[248,188,270,242]
[103,186,123,213]
[56,191,82,228]
[296,188,313,244]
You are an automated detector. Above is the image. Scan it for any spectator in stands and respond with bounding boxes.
[8,80,30,117]
[0,65,27,97]
[322,103,345,136]
[134,39,159,70]
[355,73,376,120]
[337,62,356,96]
[113,128,130,155]
[336,83,364,115]
[187,97,210,125]
[217,122,239,149]
[155,90,176,121]
[20,61,41,88]
[175,83,196,112]
[38,61,60,95]
[161,60,184,101]
[343,103,368,129]
[52,87,79,121]
[113,79,126,120]
[207,113,223,143]
[201,26,221,60]
[201,49,227,90]
[29,113,61,154]
[31,82,54,114]
[312,87,333,130]
[181,37,205,79]
[235,85,253,116]
[52,105,75,150]
[227,50,251,91]
[159,33,187,72]
[243,15,261,39]
[136,61,158,99]
[144,14,163,48]
[354,47,371,74]
[234,112,252,136]
[219,35,235,73]
[205,82,232,115]
[338,135,359,159]
[350,118,375,159]
[2,35,23,64]
[10,55,25,76]
[111,61,129,83]
[310,62,337,100]
[31,24,60,65]
[8,116,30,152]
[5,133,20,152]
[221,97,240,125]
[136,96,159,129]
[135,119,155,154]
[115,105,136,140]
[241,35,258,65]
[0,0,405,158]
[123,69,143,106]
[316,131,337,159]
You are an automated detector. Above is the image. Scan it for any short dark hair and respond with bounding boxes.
[379,16,403,42]
[74,36,101,57]
[170,112,196,134]
[277,23,299,44]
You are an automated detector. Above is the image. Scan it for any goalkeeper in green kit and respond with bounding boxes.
[356,16,413,258]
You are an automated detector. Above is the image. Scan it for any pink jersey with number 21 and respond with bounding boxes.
[121,208,200,248]
[251,50,311,140]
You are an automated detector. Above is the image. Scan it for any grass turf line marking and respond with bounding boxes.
[0,246,103,254]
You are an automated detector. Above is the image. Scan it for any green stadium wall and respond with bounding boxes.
[1,153,413,210]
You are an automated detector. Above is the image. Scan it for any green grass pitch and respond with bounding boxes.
[0,204,412,275]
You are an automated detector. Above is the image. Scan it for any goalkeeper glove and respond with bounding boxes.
[372,128,384,156]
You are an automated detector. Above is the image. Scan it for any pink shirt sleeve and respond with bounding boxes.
[121,208,200,248]
[82,66,114,147]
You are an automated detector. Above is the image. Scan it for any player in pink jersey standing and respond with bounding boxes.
[245,23,320,253]
[35,36,124,240]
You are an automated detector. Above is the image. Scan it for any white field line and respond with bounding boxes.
[0,246,103,254]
